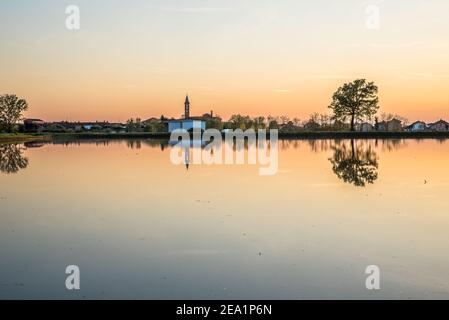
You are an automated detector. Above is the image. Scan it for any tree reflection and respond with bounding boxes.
[329,140,378,187]
[0,144,29,174]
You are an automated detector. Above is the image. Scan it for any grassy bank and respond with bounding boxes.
[0,133,50,143]
[50,132,171,140]
[2,131,447,143]
[275,131,449,139]
[46,131,449,140]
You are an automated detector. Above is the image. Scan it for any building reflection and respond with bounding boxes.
[169,138,206,170]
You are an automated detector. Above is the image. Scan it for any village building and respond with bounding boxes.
[376,121,387,131]
[404,121,427,132]
[428,119,449,132]
[375,119,403,131]
[386,118,403,131]
[358,122,374,132]
[141,117,159,125]
[201,111,215,119]
[23,119,45,132]
[166,96,206,133]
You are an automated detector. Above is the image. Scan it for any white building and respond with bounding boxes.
[168,119,206,133]
[166,95,206,133]
[405,121,427,132]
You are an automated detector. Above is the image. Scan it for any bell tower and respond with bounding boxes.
[184,95,190,119]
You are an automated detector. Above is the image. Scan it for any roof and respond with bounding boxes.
[24,118,44,122]
[165,117,206,122]
[410,120,426,125]
[405,121,426,129]
[378,119,402,125]
[142,117,159,123]
[428,119,449,126]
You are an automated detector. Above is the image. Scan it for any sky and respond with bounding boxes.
[0,0,449,122]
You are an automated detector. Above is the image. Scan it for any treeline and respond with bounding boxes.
[125,112,407,133]
[124,113,352,133]
[221,114,343,132]
[125,118,166,133]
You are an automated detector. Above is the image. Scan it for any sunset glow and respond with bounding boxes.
[1,0,449,122]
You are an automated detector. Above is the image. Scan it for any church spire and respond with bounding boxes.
[184,94,190,118]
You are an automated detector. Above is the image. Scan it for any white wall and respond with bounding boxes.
[168,120,206,133]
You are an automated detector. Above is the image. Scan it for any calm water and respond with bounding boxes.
[1,138,449,299]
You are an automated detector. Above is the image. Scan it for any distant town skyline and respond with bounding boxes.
[1,0,449,122]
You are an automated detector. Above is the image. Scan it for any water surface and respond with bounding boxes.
[1,138,449,299]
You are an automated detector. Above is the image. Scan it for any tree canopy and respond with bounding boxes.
[329,79,379,131]
[0,94,29,132]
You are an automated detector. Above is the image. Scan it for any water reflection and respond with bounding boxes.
[329,140,379,187]
[52,139,169,150]
[49,138,413,153]
[2,138,449,299]
[0,138,428,184]
[169,139,208,170]
[304,138,408,153]
[0,144,29,174]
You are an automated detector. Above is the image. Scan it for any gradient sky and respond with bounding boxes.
[1,0,449,122]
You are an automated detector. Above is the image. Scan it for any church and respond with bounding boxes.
[166,96,207,133]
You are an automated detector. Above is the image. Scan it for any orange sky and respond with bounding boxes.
[1,0,448,122]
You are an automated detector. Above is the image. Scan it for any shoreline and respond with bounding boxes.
[275,131,449,139]
[0,134,50,144]
[50,131,449,140]
[2,131,449,143]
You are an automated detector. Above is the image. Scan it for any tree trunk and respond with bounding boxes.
[351,139,355,158]
[350,115,355,131]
